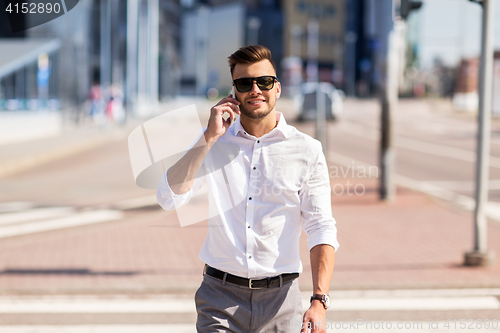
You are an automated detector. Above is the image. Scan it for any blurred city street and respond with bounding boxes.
[1,0,500,330]
[0,97,500,332]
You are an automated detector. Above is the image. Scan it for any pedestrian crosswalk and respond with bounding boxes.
[1,322,498,333]
[0,325,195,333]
[1,290,498,314]
[0,206,77,226]
[0,290,499,332]
[0,201,123,239]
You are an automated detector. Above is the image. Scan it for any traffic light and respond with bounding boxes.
[400,0,423,20]
[468,0,483,6]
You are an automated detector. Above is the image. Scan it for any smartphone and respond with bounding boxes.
[227,86,238,125]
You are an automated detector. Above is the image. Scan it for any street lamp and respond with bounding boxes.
[400,0,423,20]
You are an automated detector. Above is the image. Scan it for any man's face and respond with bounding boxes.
[232,60,281,120]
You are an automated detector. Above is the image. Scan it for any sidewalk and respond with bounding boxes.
[0,97,217,179]
[0,98,499,295]
[0,119,137,179]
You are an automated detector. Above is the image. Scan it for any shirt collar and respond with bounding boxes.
[234,111,289,139]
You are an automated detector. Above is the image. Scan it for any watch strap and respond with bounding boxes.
[310,294,328,309]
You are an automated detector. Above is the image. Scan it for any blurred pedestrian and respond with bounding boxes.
[37,53,51,110]
[105,83,125,124]
[88,81,102,123]
[157,45,338,333]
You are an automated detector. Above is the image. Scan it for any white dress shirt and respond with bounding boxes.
[157,112,339,279]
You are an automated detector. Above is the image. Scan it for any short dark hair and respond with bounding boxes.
[228,45,276,77]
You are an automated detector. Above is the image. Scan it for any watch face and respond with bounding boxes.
[323,295,331,308]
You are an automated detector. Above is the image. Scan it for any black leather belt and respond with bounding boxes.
[204,264,299,289]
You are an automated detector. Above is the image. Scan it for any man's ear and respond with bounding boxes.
[276,81,281,98]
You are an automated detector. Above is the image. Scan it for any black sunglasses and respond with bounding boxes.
[233,76,277,93]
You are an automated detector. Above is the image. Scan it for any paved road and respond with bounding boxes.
[323,98,500,221]
[344,99,500,191]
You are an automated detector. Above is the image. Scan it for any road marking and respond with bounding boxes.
[0,293,498,332]
[0,298,196,313]
[324,296,499,312]
[0,209,123,239]
[394,174,475,211]
[110,195,157,210]
[339,121,500,168]
[421,179,500,191]
[0,207,75,226]
[0,325,196,333]
[327,151,500,223]
[325,288,500,298]
[0,295,497,313]
[0,201,36,213]
[1,322,499,333]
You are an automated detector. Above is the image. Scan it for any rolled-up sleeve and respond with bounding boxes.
[299,142,339,252]
[156,170,204,211]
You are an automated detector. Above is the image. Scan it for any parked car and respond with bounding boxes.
[296,82,345,121]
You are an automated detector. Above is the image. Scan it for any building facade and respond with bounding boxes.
[0,0,182,118]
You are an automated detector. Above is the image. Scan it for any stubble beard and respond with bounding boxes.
[238,98,276,120]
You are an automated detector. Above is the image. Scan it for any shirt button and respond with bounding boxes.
[257,140,260,143]
[253,167,256,170]
[249,197,252,200]
[244,132,247,134]
[248,225,250,229]
[249,256,252,259]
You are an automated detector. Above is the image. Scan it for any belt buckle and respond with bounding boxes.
[248,278,264,289]
[248,277,271,289]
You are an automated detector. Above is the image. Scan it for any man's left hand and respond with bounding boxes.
[301,300,327,333]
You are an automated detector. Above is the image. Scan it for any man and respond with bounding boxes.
[157,45,338,333]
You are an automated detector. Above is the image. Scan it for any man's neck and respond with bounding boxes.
[240,110,278,138]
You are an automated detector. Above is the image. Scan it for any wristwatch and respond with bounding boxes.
[310,294,331,309]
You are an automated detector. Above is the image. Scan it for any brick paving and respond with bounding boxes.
[329,177,500,290]
[1,170,499,295]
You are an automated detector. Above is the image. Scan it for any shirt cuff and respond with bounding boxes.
[157,172,193,210]
[306,220,339,252]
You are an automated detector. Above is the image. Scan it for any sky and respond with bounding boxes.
[410,0,500,69]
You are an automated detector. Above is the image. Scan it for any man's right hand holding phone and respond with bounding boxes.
[204,91,240,149]
[167,91,240,194]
